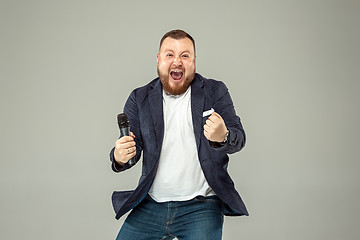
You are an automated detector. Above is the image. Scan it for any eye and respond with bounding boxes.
[166,53,173,57]
[182,54,189,58]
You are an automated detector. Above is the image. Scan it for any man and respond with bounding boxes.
[110,29,248,240]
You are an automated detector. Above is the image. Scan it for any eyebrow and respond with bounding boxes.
[164,49,191,55]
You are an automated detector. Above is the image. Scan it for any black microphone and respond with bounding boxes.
[117,113,135,166]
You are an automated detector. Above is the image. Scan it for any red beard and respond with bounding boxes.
[157,67,195,95]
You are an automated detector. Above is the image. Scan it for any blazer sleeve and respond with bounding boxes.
[208,81,246,154]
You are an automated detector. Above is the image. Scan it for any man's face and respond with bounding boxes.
[157,37,196,95]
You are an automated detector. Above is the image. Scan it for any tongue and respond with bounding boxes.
[171,71,183,80]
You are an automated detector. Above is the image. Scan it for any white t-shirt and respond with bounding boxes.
[148,86,215,202]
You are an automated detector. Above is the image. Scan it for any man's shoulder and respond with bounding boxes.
[135,77,160,91]
[196,73,228,94]
[130,77,161,98]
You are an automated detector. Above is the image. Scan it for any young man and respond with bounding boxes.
[110,29,248,240]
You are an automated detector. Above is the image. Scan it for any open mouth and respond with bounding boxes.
[170,70,183,81]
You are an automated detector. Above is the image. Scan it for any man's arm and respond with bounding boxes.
[204,81,246,154]
[110,90,143,172]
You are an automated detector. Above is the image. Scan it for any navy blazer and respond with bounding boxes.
[110,73,248,219]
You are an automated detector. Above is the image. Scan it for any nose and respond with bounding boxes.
[172,56,182,67]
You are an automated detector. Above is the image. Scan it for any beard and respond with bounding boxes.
[157,67,195,95]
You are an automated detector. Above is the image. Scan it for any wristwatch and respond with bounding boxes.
[220,130,229,145]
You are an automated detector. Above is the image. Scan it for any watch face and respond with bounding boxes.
[223,131,229,143]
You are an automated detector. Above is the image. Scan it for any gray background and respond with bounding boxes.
[1,0,359,239]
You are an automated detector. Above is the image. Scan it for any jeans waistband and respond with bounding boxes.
[145,194,220,203]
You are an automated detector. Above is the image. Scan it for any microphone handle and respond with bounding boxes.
[119,126,136,166]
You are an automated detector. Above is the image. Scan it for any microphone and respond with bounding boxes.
[117,113,135,166]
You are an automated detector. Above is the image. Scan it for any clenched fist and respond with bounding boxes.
[203,112,229,143]
[114,132,136,166]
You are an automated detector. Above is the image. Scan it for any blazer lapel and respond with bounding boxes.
[148,79,164,151]
[191,74,205,152]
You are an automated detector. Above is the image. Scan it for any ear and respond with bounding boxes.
[157,53,159,64]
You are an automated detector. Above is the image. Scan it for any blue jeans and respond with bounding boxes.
[116,195,224,240]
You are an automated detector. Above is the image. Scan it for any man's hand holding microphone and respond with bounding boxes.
[114,113,137,168]
[114,133,136,167]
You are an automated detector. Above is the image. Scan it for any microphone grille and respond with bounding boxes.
[117,113,129,127]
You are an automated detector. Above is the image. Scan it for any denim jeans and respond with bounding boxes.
[116,195,224,240]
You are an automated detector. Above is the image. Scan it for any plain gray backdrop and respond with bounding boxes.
[1,0,359,239]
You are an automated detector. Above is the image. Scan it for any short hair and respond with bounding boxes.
[159,29,196,52]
